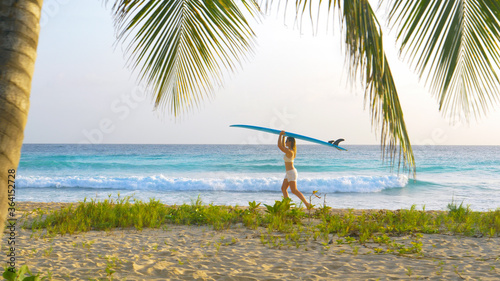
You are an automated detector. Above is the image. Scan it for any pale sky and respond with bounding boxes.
[25,0,500,145]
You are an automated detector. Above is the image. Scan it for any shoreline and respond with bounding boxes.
[4,202,500,280]
[13,200,500,213]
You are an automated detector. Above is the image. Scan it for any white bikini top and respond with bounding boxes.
[283,155,294,163]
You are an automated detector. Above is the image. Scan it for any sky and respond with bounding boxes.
[25,0,500,145]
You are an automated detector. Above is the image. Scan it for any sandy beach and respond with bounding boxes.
[4,202,500,280]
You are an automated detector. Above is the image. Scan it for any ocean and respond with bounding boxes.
[16,144,500,211]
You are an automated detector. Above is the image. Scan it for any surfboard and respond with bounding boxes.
[230,124,347,151]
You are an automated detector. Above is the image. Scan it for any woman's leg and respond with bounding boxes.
[281,179,290,198]
[289,181,310,208]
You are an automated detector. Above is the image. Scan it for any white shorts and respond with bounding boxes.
[285,169,298,182]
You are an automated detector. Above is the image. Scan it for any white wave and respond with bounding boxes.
[17,174,407,193]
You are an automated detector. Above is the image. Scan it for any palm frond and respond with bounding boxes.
[283,0,415,175]
[387,0,500,120]
[341,0,415,175]
[108,0,259,115]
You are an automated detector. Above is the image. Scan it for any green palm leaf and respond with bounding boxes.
[286,0,415,175]
[342,0,414,175]
[109,0,259,115]
[387,0,500,120]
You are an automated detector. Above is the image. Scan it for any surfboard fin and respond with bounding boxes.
[328,139,345,146]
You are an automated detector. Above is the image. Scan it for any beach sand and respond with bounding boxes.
[4,202,500,280]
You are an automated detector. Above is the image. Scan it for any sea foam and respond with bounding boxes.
[17,174,407,193]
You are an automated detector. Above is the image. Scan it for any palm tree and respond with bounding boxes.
[0,0,44,231]
[2,0,500,231]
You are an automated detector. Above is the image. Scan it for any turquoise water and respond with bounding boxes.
[17,144,500,211]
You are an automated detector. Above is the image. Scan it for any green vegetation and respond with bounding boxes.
[23,195,500,243]
[2,265,49,281]
[27,195,169,235]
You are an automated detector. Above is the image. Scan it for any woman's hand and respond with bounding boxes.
[277,130,288,152]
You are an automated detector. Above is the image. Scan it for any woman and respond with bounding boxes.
[278,131,311,208]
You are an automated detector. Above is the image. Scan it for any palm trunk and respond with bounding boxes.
[0,0,43,231]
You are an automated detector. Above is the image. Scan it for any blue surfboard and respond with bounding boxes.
[230,124,347,151]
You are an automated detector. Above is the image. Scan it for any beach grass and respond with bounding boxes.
[23,195,500,241]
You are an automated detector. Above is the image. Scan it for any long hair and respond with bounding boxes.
[287,137,297,155]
